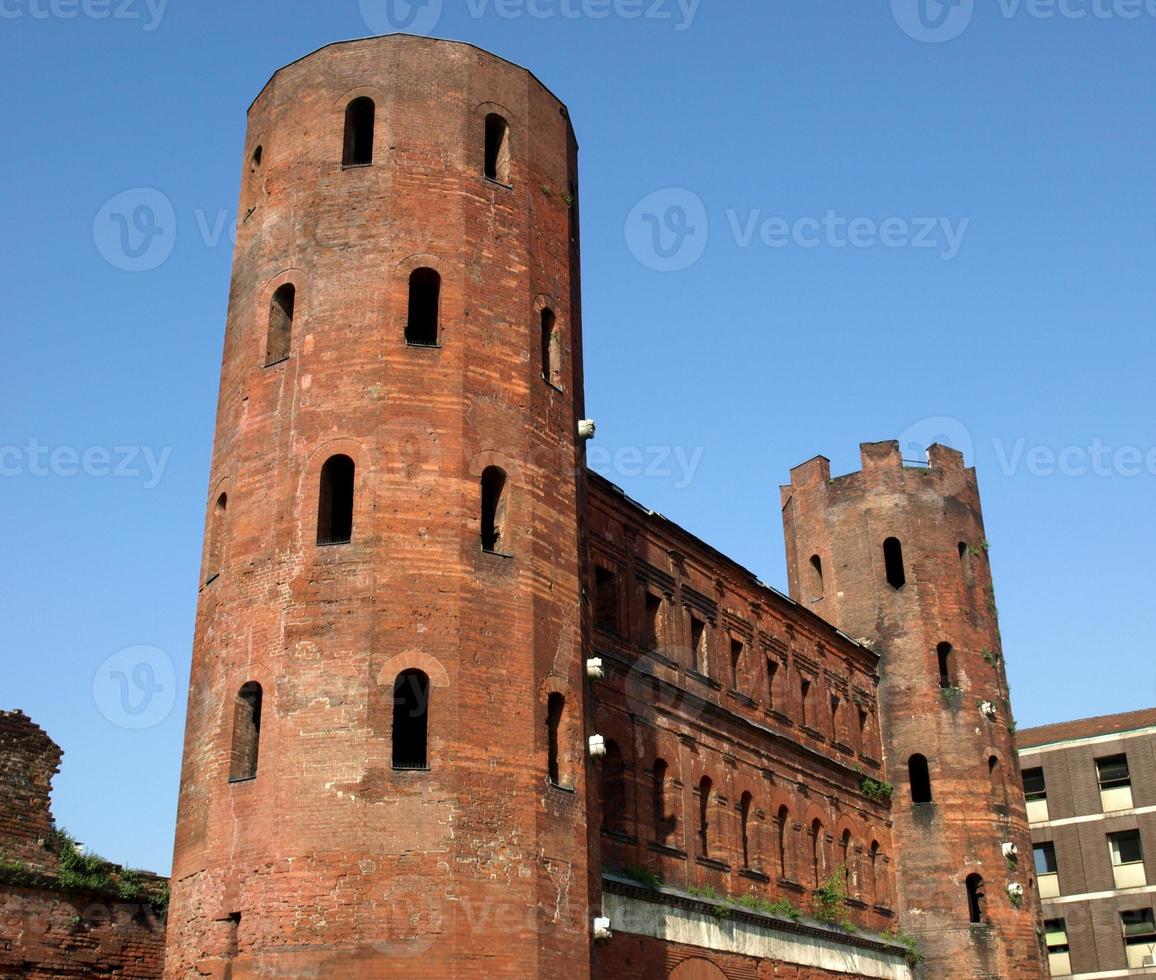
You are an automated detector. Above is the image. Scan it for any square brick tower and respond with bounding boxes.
[781,441,1048,978]
[165,35,594,978]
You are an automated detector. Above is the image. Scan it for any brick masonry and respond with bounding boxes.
[0,711,61,875]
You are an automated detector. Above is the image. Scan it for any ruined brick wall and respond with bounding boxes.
[0,884,165,979]
[0,711,62,874]
[586,475,898,938]
[781,442,1046,978]
[166,35,591,979]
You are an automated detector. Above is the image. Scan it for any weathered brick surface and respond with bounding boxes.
[0,711,61,874]
[781,443,1047,978]
[167,35,591,979]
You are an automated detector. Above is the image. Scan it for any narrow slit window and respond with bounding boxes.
[800,677,812,727]
[690,614,708,674]
[265,283,295,365]
[730,638,744,690]
[740,792,754,869]
[966,874,986,924]
[392,670,429,770]
[602,741,626,833]
[766,659,779,710]
[546,693,564,786]
[481,466,508,554]
[809,554,824,598]
[698,776,712,858]
[937,642,953,689]
[653,759,670,844]
[883,537,906,589]
[909,753,933,804]
[484,113,510,184]
[229,682,262,782]
[250,145,263,173]
[644,592,663,651]
[540,308,562,388]
[594,565,618,634]
[811,818,824,887]
[343,97,375,167]
[777,806,791,878]
[317,455,355,546]
[406,268,441,347]
[206,492,228,583]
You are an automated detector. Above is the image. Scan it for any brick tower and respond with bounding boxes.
[166,36,593,978]
[781,442,1046,978]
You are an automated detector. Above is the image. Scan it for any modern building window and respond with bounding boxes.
[909,754,933,804]
[602,741,626,833]
[740,792,754,869]
[317,455,355,546]
[229,682,262,782]
[1034,842,1060,898]
[392,670,429,770]
[594,566,618,634]
[698,776,713,858]
[265,283,295,365]
[652,759,671,845]
[405,268,441,347]
[1097,754,1133,812]
[1109,830,1146,889]
[206,492,228,583]
[1023,766,1049,823]
[546,693,564,786]
[729,638,744,691]
[883,537,906,589]
[342,97,375,167]
[484,113,510,184]
[480,466,508,554]
[689,613,708,675]
[966,873,986,924]
[644,592,663,651]
[1045,919,1072,977]
[1121,909,1156,969]
[540,308,562,388]
[808,554,824,598]
[937,642,954,689]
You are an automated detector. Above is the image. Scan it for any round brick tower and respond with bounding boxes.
[166,36,593,979]
[781,441,1046,978]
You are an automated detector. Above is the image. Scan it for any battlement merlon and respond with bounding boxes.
[781,440,976,508]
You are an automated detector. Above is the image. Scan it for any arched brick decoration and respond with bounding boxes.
[377,651,450,689]
[669,957,728,980]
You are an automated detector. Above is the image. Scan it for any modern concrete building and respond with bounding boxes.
[1019,708,1156,976]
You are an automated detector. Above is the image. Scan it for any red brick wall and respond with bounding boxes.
[0,883,165,979]
[781,442,1046,977]
[0,711,61,874]
[586,475,897,935]
[167,35,591,979]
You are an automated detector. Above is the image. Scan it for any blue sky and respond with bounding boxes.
[1,1,1153,875]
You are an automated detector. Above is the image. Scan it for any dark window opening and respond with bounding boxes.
[265,283,295,365]
[810,818,824,887]
[937,642,954,689]
[547,693,564,785]
[594,566,618,634]
[1122,909,1156,954]
[883,537,906,589]
[1034,842,1058,875]
[841,830,853,889]
[766,659,779,709]
[777,806,791,878]
[229,682,262,782]
[653,759,671,844]
[343,97,375,167]
[602,741,626,833]
[1023,766,1047,802]
[800,677,812,727]
[405,268,441,347]
[540,308,562,388]
[966,874,986,924]
[484,113,510,183]
[250,146,263,173]
[317,455,355,546]
[698,776,712,858]
[644,593,663,651]
[730,638,744,690]
[206,492,227,583]
[869,841,881,906]
[1109,830,1144,867]
[830,694,841,739]
[1097,754,1132,789]
[481,466,508,554]
[740,792,754,869]
[690,614,708,674]
[909,753,933,804]
[809,554,824,597]
[392,669,429,770]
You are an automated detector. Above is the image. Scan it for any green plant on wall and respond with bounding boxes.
[811,866,851,927]
[860,776,894,803]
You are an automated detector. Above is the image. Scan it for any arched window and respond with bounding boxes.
[811,819,825,887]
[317,455,355,546]
[868,841,881,907]
[653,759,671,844]
[484,113,510,184]
[698,776,713,858]
[777,805,791,879]
[603,741,626,833]
[229,682,262,782]
[937,642,954,689]
[480,467,508,554]
[540,308,562,388]
[405,268,441,347]
[909,753,933,804]
[966,873,986,924]
[988,754,1007,804]
[883,537,906,589]
[546,693,564,786]
[206,492,228,583]
[730,638,744,691]
[740,792,754,869]
[250,145,263,173]
[392,670,429,770]
[841,829,853,891]
[800,676,812,727]
[342,97,375,167]
[809,554,824,598]
[265,283,295,365]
